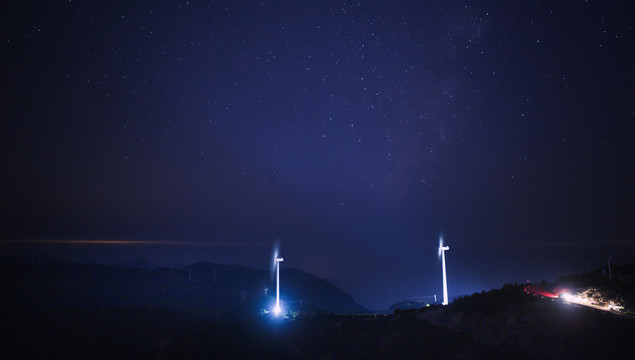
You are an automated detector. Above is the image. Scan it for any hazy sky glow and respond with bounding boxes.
[2,0,634,309]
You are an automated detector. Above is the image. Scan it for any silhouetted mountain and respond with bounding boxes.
[389,298,430,310]
[280,267,368,314]
[418,282,635,359]
[0,254,60,265]
[0,260,369,315]
[3,260,635,359]
[110,257,163,270]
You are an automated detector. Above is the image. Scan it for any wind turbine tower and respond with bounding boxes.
[274,257,284,315]
[439,240,450,305]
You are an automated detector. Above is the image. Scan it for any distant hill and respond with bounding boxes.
[0,258,369,315]
[3,257,635,359]
[389,299,431,310]
[110,257,163,270]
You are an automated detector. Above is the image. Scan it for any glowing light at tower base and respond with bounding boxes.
[273,304,282,316]
[274,257,284,316]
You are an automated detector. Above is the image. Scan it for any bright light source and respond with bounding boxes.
[608,304,624,312]
[275,257,284,315]
[560,293,575,301]
[269,241,285,317]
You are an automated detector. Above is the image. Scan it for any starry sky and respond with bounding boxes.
[2,0,634,310]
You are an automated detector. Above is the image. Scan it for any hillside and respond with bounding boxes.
[5,281,634,359]
[3,259,634,359]
[0,258,369,315]
[551,262,635,312]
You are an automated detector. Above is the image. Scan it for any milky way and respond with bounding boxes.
[2,1,634,309]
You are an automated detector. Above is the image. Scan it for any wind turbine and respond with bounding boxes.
[274,256,284,315]
[438,237,450,305]
[269,240,284,316]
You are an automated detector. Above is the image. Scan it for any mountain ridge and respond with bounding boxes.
[1,257,370,314]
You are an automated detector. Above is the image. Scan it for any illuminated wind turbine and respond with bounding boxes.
[438,238,450,305]
[274,257,284,315]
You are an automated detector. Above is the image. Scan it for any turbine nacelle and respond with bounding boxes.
[438,237,449,257]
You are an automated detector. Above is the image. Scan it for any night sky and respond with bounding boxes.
[2,0,634,310]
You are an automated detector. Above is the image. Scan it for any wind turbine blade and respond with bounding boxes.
[270,239,280,281]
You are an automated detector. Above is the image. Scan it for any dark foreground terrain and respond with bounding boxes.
[4,285,634,359]
[2,260,635,359]
[0,289,635,359]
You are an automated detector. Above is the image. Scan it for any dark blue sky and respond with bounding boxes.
[2,0,634,309]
